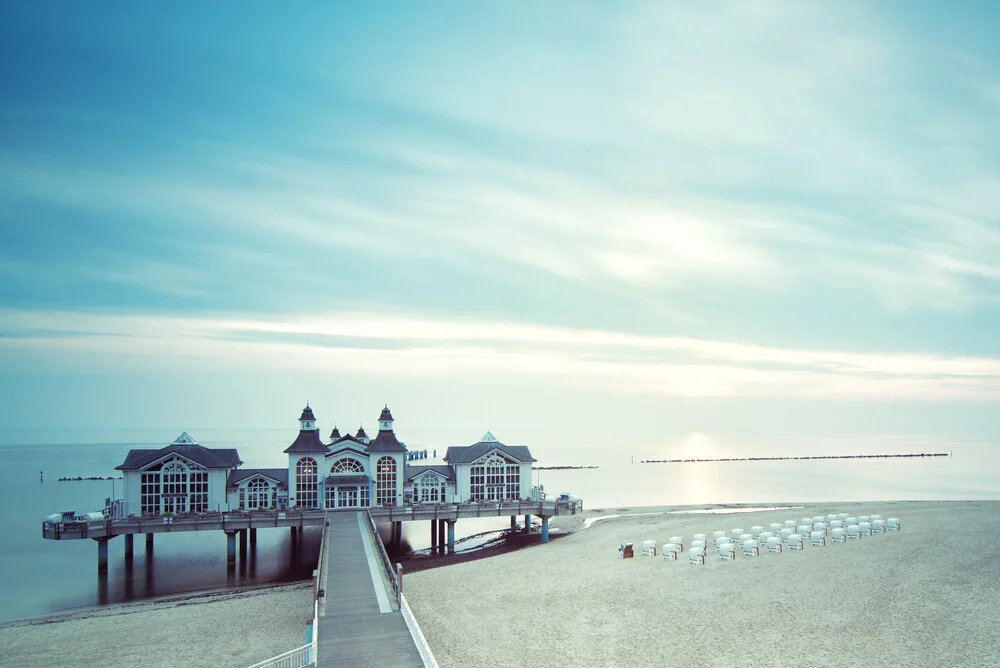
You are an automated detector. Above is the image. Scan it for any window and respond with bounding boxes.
[190,471,208,512]
[331,457,364,473]
[245,478,272,509]
[141,472,160,515]
[376,457,396,506]
[416,475,444,502]
[471,453,518,501]
[296,458,318,508]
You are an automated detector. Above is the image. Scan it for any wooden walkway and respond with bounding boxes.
[316,513,424,667]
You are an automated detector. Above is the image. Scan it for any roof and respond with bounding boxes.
[367,430,407,453]
[283,429,329,454]
[404,464,455,482]
[329,426,341,440]
[325,474,369,487]
[379,406,394,422]
[326,441,368,458]
[443,439,535,464]
[299,405,316,421]
[117,443,243,471]
[228,468,289,487]
[355,425,368,439]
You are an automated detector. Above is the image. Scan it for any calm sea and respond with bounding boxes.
[2,429,998,623]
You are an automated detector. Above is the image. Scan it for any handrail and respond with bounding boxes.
[245,642,314,668]
[363,509,400,604]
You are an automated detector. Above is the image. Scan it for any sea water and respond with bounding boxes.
[1,429,997,623]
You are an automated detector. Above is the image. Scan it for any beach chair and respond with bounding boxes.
[692,533,707,545]
[669,536,684,552]
[812,516,825,526]
[871,519,885,534]
[689,550,705,565]
[869,514,882,522]
[787,534,804,550]
[827,514,839,523]
[858,522,872,537]
[713,531,727,544]
[769,523,782,536]
[858,515,870,525]
[742,539,760,557]
[830,528,846,544]
[750,526,764,539]
[887,517,901,532]
[800,518,813,528]
[689,541,706,556]
[779,528,793,542]
[715,535,730,551]
[619,543,635,558]
[810,531,826,547]
[845,517,857,527]
[766,537,782,553]
[829,519,844,530]
[719,542,736,560]
[784,520,797,531]
[759,531,774,546]
[730,529,744,544]
[838,513,849,522]
[797,525,811,540]
[813,522,828,536]
[642,540,657,557]
[662,543,681,560]
[846,526,861,540]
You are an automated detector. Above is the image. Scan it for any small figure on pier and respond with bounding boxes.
[40,470,44,483]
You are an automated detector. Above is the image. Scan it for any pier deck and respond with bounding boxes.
[316,513,422,667]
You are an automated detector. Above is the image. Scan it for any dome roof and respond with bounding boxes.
[356,425,368,439]
[329,426,341,439]
[379,405,394,422]
[299,404,316,422]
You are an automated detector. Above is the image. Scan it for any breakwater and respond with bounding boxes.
[642,453,949,464]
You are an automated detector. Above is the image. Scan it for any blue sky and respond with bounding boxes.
[1,2,999,452]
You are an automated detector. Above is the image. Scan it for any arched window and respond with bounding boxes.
[416,474,445,503]
[161,460,188,513]
[296,457,318,509]
[471,453,518,501]
[376,456,396,506]
[331,457,364,473]
[245,478,273,509]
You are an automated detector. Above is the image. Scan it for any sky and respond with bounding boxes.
[1,2,999,453]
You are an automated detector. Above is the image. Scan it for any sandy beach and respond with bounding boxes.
[405,501,1000,668]
[0,582,314,668]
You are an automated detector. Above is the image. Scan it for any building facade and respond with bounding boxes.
[117,405,536,516]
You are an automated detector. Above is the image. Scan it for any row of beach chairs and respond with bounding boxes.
[621,513,900,563]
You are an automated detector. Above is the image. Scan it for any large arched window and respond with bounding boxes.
[331,457,364,473]
[296,457,318,508]
[376,456,396,506]
[161,460,188,513]
[140,457,207,515]
[245,478,273,509]
[471,453,518,501]
[416,474,445,503]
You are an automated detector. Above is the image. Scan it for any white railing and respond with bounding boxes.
[245,642,314,668]
[400,593,439,668]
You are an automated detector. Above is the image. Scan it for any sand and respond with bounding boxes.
[404,501,1000,668]
[0,582,315,668]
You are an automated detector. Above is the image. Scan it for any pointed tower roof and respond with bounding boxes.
[329,425,341,440]
[379,405,394,423]
[299,404,316,421]
[356,425,368,440]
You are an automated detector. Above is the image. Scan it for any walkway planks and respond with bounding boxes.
[316,512,424,667]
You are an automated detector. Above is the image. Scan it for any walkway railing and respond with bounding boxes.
[245,643,314,668]
[363,509,401,604]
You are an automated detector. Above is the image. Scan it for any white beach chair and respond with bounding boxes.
[779,528,794,542]
[669,536,685,552]
[719,542,736,560]
[759,531,774,546]
[845,517,857,527]
[662,543,680,560]
[713,531,727,544]
[827,514,839,523]
[642,540,657,557]
[829,519,844,530]
[689,541,706,556]
[797,525,812,540]
[838,513,849,522]
[887,517,901,532]
[689,550,705,565]
[692,533,707,545]
[769,523,782,536]
[750,526,764,539]
[800,518,813,528]
[871,519,886,534]
[858,522,872,537]
[742,539,760,557]
[810,531,826,547]
[846,525,861,540]
[813,522,828,536]
[830,528,846,544]
[766,537,783,553]
[787,534,804,550]
[858,515,870,524]
[730,529,744,543]
[715,535,729,552]
[784,520,797,530]
[869,514,882,522]
[812,516,825,525]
